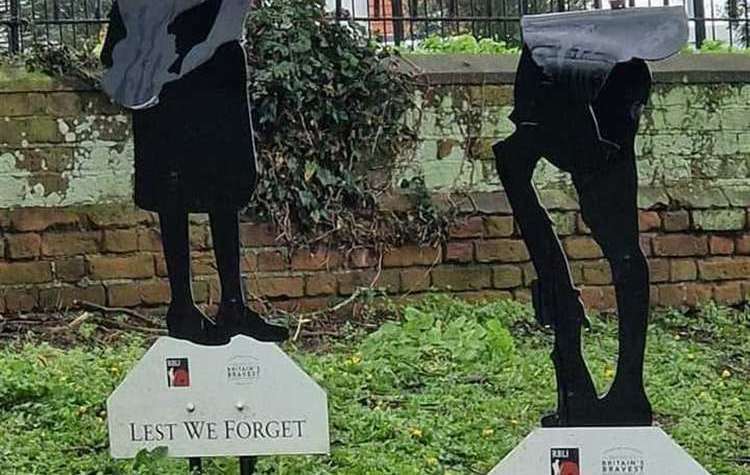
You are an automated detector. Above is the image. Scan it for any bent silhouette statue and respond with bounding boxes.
[494,6,687,426]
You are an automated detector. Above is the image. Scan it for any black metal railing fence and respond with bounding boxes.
[0,0,748,54]
[337,0,749,48]
[0,0,110,54]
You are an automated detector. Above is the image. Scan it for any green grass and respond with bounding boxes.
[1,296,748,474]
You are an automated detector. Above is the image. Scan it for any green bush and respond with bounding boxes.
[245,0,425,244]
[405,34,520,54]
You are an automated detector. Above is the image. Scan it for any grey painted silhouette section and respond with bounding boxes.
[101,0,251,109]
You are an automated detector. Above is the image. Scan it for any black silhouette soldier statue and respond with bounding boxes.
[494,5,686,426]
[100,0,288,345]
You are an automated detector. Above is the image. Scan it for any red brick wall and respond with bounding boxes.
[1,195,748,316]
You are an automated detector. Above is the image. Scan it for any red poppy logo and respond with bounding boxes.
[166,358,190,388]
[551,448,580,475]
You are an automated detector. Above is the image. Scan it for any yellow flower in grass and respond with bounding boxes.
[426,456,438,466]
[408,427,423,438]
[346,354,362,365]
[721,369,732,379]
[482,428,494,437]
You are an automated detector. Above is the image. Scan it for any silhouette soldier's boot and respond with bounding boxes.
[216,299,289,342]
[541,293,601,427]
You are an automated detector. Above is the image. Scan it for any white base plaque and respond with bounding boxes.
[489,427,709,475]
[107,336,329,459]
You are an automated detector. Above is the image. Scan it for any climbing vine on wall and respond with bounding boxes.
[244,0,448,248]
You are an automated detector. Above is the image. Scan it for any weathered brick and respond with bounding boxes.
[445,241,474,263]
[87,208,151,229]
[564,236,603,259]
[240,253,258,272]
[5,233,41,259]
[649,259,670,283]
[193,280,210,303]
[684,283,713,307]
[638,211,661,231]
[137,228,162,251]
[692,209,746,231]
[492,265,523,289]
[484,216,514,237]
[709,236,734,255]
[10,208,79,232]
[713,281,743,305]
[661,210,690,232]
[4,288,39,312]
[88,254,154,280]
[45,92,83,116]
[139,279,171,305]
[513,288,532,304]
[107,284,142,307]
[576,214,591,234]
[383,245,441,267]
[670,259,697,282]
[348,248,377,268]
[582,260,612,285]
[639,234,653,257]
[239,222,278,247]
[291,248,341,271]
[103,229,138,253]
[42,231,101,256]
[0,261,52,284]
[250,276,305,298]
[39,285,106,309]
[400,268,431,293]
[189,225,210,250]
[0,117,63,144]
[305,273,338,296]
[550,212,577,236]
[652,235,708,257]
[256,250,287,271]
[154,256,168,277]
[191,252,216,276]
[337,270,399,295]
[698,257,750,281]
[580,286,616,311]
[449,216,484,238]
[55,257,86,282]
[0,92,46,116]
[570,262,584,285]
[459,290,513,303]
[468,191,513,214]
[658,283,687,308]
[476,239,529,263]
[432,265,491,291]
[521,262,537,285]
[737,234,750,254]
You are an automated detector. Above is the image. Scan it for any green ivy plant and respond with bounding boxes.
[245,0,440,247]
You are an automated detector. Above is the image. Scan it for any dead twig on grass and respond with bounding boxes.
[74,300,158,327]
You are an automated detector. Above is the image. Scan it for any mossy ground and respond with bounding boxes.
[0,296,748,474]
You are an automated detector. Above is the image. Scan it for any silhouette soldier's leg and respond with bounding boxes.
[495,128,598,427]
[209,209,289,343]
[209,209,244,304]
[160,206,216,343]
[573,156,652,426]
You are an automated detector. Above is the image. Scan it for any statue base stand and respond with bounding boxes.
[489,426,709,474]
[107,336,329,474]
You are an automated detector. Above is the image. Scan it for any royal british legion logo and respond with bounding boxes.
[166,358,190,388]
[551,447,581,475]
